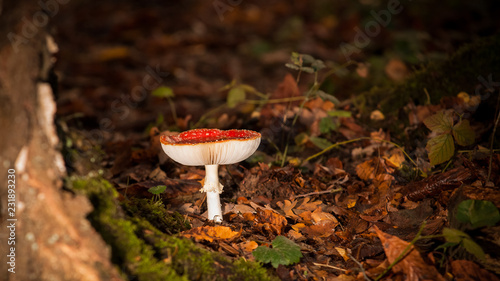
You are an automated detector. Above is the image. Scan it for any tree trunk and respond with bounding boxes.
[0,1,122,280]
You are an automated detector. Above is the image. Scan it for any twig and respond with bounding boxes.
[312,262,347,272]
[347,253,372,281]
[292,188,343,199]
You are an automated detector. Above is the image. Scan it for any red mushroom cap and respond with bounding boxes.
[160,129,261,166]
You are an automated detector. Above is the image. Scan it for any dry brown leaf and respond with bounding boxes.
[451,260,500,281]
[277,199,300,220]
[302,220,338,238]
[384,149,405,169]
[297,197,323,211]
[287,229,303,240]
[356,158,387,181]
[238,241,259,253]
[311,207,339,225]
[182,226,240,243]
[225,203,256,214]
[373,226,445,281]
[256,208,287,227]
[271,73,300,99]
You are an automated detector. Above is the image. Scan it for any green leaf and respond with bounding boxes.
[301,54,315,64]
[456,200,500,229]
[426,133,454,166]
[309,137,333,150]
[148,185,167,195]
[423,111,453,133]
[311,59,326,71]
[442,227,486,261]
[300,66,315,73]
[227,87,246,108]
[327,110,352,118]
[443,227,469,243]
[434,241,459,251]
[253,236,302,268]
[462,237,486,261]
[452,120,475,146]
[285,63,301,70]
[152,86,174,99]
[319,118,338,134]
[317,90,340,105]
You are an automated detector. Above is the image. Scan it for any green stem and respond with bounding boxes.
[244,96,306,104]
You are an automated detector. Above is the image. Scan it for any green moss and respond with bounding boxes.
[122,198,190,235]
[67,176,185,281]
[66,176,278,281]
[134,219,276,281]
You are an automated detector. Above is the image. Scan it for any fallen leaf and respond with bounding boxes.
[182,226,240,243]
[277,199,300,220]
[451,260,500,281]
[373,226,445,281]
[238,241,259,253]
[297,197,323,211]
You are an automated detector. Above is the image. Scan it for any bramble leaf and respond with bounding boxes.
[426,133,454,165]
[456,200,500,229]
[423,110,453,133]
[452,120,475,146]
[253,236,302,268]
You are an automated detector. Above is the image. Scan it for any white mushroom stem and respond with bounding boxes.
[202,164,223,222]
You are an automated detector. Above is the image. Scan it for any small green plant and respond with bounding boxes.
[456,199,500,229]
[253,235,303,268]
[423,110,475,166]
[434,200,499,266]
[439,227,485,261]
[376,200,499,280]
[147,185,167,204]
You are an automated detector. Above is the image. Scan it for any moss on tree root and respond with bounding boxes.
[68,176,277,281]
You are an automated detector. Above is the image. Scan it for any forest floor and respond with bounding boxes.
[52,1,500,280]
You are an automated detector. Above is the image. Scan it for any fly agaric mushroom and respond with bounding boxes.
[160,129,261,222]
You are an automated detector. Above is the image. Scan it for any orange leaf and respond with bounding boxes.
[356,157,387,181]
[256,208,287,229]
[182,226,240,242]
[373,226,445,281]
[297,197,322,211]
[277,199,300,220]
[238,241,259,253]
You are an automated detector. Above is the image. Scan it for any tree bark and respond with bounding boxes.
[0,1,122,280]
